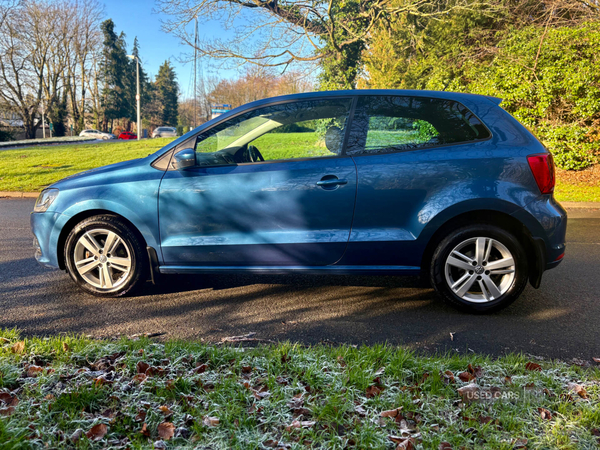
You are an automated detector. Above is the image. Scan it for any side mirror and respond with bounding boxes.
[173,148,195,170]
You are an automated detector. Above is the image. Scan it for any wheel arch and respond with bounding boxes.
[56,209,148,270]
[419,208,542,288]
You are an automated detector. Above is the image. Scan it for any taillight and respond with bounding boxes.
[527,153,555,195]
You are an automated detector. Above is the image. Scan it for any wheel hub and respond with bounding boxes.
[474,265,484,274]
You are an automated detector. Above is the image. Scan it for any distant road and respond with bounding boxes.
[1,198,599,361]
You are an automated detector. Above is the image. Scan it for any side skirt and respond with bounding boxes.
[157,265,421,276]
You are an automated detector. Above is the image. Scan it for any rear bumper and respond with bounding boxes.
[512,195,567,287]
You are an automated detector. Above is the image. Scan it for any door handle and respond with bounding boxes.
[317,178,348,187]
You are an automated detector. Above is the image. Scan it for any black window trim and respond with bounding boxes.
[345,95,493,158]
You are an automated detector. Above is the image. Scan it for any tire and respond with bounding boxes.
[64,215,148,297]
[430,224,528,313]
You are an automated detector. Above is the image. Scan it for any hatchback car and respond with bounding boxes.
[152,127,177,138]
[31,90,566,313]
[79,129,116,140]
[118,131,137,140]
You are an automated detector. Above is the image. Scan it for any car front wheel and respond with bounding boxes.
[64,215,147,297]
[430,224,528,313]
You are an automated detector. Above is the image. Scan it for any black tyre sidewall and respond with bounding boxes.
[430,224,528,313]
[64,215,146,297]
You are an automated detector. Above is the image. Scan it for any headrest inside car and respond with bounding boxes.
[325,126,343,154]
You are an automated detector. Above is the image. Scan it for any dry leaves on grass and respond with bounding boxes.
[567,382,589,399]
[381,407,403,418]
[0,392,18,407]
[525,362,542,372]
[389,435,417,450]
[158,405,173,415]
[203,417,220,427]
[593,357,600,363]
[438,443,453,450]
[0,406,15,416]
[86,423,108,441]
[366,385,383,398]
[140,423,151,437]
[11,341,25,353]
[538,407,553,420]
[285,420,316,432]
[157,422,175,440]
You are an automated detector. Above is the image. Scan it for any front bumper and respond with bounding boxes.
[30,211,64,269]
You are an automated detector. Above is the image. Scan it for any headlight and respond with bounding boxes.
[34,188,59,212]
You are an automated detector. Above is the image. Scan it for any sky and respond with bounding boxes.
[102,0,236,100]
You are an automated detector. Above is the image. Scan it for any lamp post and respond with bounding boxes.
[126,54,141,140]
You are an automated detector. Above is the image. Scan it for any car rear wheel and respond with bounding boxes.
[64,215,147,297]
[430,224,528,313]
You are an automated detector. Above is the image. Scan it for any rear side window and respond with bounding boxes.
[347,96,490,155]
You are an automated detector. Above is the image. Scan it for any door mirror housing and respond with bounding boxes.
[174,148,196,170]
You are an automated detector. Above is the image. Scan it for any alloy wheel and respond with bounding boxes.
[73,228,132,290]
[444,237,515,303]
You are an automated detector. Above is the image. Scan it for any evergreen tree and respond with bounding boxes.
[100,19,130,130]
[154,61,179,127]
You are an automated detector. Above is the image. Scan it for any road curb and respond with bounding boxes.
[1,191,599,209]
[0,191,39,198]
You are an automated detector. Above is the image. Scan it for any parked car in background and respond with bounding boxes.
[31,90,566,313]
[118,131,137,140]
[79,129,116,140]
[152,127,177,138]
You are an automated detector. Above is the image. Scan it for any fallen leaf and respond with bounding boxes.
[286,420,315,431]
[86,423,108,441]
[159,405,173,415]
[137,361,150,374]
[70,429,84,443]
[567,382,588,399]
[241,365,252,373]
[525,362,542,372]
[538,408,552,420]
[366,385,383,398]
[157,422,175,440]
[439,443,453,450]
[593,357,600,363]
[140,423,151,437]
[0,393,18,407]
[203,416,220,427]
[513,438,528,448]
[194,363,208,374]
[389,436,415,450]
[132,374,147,383]
[381,407,402,418]
[135,411,147,422]
[11,341,25,353]
[62,342,70,352]
[354,405,367,416]
[0,407,15,416]
[458,372,475,382]
[443,370,455,384]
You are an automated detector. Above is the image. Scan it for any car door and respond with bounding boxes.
[158,97,358,266]
[338,94,492,267]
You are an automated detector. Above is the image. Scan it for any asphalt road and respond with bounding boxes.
[1,198,599,361]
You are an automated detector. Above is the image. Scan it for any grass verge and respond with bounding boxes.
[1,329,599,449]
[0,139,175,192]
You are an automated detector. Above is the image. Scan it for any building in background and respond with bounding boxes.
[211,104,231,120]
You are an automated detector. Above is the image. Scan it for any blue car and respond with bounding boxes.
[31,90,566,313]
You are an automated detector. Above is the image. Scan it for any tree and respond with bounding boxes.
[100,19,131,130]
[154,61,179,126]
[155,0,481,89]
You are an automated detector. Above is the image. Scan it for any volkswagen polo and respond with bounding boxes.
[31,90,567,313]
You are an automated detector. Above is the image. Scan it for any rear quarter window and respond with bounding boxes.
[347,95,491,155]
